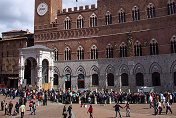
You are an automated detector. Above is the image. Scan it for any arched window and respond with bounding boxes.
[147,3,155,18]
[171,35,176,53]
[174,72,176,86]
[136,73,144,86]
[134,40,142,56]
[132,6,140,21]
[65,17,71,30]
[106,44,113,58]
[54,48,58,61]
[152,72,161,86]
[65,47,71,60]
[120,42,127,57]
[90,13,98,27]
[121,73,129,86]
[77,46,84,60]
[107,73,114,86]
[92,74,99,86]
[54,74,58,85]
[118,8,126,23]
[168,0,176,15]
[78,74,85,88]
[91,45,98,59]
[42,59,49,83]
[150,39,159,55]
[77,15,84,28]
[105,11,112,25]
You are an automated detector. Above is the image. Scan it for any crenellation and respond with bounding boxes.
[91,4,96,9]
[68,8,72,12]
[74,7,78,11]
[79,6,84,11]
[63,8,66,13]
[85,5,89,10]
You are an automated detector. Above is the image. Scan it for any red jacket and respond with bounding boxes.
[88,107,93,113]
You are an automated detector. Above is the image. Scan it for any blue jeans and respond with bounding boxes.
[116,110,121,117]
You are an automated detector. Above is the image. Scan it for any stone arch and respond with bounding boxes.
[149,62,162,73]
[133,63,145,75]
[64,66,72,75]
[54,66,60,75]
[90,65,99,75]
[105,64,115,74]
[76,65,86,75]
[170,60,176,73]
[119,64,130,75]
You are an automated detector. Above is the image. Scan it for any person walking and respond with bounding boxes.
[166,102,172,114]
[20,104,25,118]
[124,102,130,117]
[87,105,93,118]
[31,102,36,115]
[113,103,123,118]
[62,105,67,118]
[15,102,20,114]
[158,101,162,115]
[67,105,72,118]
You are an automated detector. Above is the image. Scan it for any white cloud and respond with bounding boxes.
[0,0,97,37]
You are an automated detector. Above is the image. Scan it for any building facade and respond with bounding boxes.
[0,30,34,88]
[19,0,176,92]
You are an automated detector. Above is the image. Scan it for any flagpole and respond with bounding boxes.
[76,0,78,8]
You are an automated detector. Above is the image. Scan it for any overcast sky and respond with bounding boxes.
[0,0,97,37]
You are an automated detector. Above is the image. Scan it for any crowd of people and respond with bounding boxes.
[0,88,175,117]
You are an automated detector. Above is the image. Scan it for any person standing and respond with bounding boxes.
[87,105,93,118]
[166,102,172,114]
[67,105,72,118]
[1,100,5,111]
[113,103,123,118]
[124,102,130,117]
[158,101,162,115]
[15,102,20,114]
[20,104,25,118]
[62,105,67,118]
[4,103,8,115]
[8,101,13,116]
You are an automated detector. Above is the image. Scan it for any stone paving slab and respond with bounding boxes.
[0,95,176,118]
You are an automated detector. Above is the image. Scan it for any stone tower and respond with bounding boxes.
[34,0,62,31]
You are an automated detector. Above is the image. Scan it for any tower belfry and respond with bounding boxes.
[34,0,62,30]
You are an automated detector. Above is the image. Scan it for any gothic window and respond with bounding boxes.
[91,45,98,59]
[147,3,155,18]
[90,13,98,27]
[106,44,113,58]
[132,6,140,21]
[77,15,84,28]
[77,46,84,60]
[54,48,58,61]
[54,74,58,85]
[171,35,176,53]
[121,73,129,86]
[152,72,161,86]
[150,39,159,55]
[168,0,176,15]
[65,47,71,60]
[119,8,126,23]
[136,73,144,86]
[120,42,127,57]
[64,17,71,30]
[107,73,114,86]
[134,40,142,56]
[92,74,99,86]
[174,72,176,86]
[105,11,112,25]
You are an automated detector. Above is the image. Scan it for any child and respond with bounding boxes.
[124,102,130,117]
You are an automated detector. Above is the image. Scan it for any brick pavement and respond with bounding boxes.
[0,95,176,118]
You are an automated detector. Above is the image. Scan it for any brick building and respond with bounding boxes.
[19,0,176,92]
[0,30,34,88]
